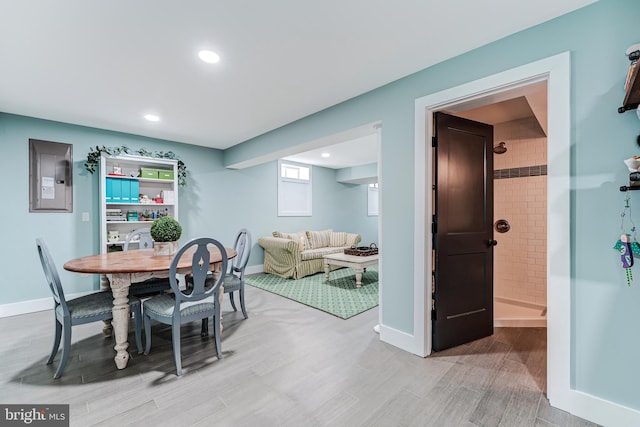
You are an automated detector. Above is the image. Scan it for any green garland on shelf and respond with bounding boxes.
[84,145,187,186]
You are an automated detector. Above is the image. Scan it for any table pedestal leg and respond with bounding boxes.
[110,274,131,369]
[100,274,113,337]
[324,261,330,282]
[355,268,363,288]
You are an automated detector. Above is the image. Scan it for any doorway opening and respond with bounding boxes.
[446,82,548,328]
[413,52,571,411]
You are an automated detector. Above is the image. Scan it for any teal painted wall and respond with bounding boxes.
[222,0,640,411]
[245,162,378,240]
[327,179,379,246]
[0,113,372,305]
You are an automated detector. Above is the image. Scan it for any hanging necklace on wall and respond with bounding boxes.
[614,189,640,286]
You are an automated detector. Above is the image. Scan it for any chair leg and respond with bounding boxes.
[47,320,62,365]
[213,310,222,360]
[239,286,248,319]
[172,322,182,376]
[54,323,71,379]
[200,318,208,337]
[144,314,152,355]
[228,292,237,311]
[132,305,143,354]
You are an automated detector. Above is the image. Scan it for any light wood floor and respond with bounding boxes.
[0,282,599,427]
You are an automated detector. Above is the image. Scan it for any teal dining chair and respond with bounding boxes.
[224,229,251,319]
[200,229,251,336]
[143,237,228,376]
[36,238,143,379]
[123,227,154,251]
[201,228,251,330]
[123,228,172,297]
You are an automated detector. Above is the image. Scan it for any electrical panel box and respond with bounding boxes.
[29,139,73,212]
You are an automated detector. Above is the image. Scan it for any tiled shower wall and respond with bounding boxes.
[493,130,547,306]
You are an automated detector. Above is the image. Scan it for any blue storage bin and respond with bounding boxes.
[121,179,131,202]
[130,180,139,203]
[105,178,113,202]
[111,179,122,201]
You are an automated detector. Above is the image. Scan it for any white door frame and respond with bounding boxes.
[414,52,572,409]
[413,51,640,426]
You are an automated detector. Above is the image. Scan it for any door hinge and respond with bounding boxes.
[431,214,437,234]
[432,136,437,147]
[432,280,436,320]
[432,219,437,250]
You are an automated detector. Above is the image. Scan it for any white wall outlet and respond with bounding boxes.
[82,212,90,222]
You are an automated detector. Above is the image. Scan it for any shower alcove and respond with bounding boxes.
[451,89,549,328]
[492,117,547,327]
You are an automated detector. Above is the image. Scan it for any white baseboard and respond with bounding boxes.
[0,291,93,318]
[245,264,264,275]
[379,323,424,356]
[564,389,640,427]
[0,297,51,318]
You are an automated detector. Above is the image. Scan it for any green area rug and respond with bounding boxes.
[246,267,378,319]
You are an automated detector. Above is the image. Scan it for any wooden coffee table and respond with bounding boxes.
[323,252,379,288]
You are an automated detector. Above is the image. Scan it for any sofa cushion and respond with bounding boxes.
[306,229,332,249]
[300,246,344,261]
[329,231,347,247]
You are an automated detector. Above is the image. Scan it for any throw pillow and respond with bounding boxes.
[273,231,308,252]
[306,229,332,249]
[329,231,347,247]
[345,233,360,248]
[296,231,310,251]
[273,231,291,240]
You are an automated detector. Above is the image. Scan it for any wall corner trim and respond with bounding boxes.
[379,324,427,357]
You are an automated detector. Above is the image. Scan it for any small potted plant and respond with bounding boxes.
[150,216,182,255]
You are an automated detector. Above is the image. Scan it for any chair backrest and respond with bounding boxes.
[169,237,228,306]
[123,228,154,251]
[231,229,252,275]
[36,238,69,316]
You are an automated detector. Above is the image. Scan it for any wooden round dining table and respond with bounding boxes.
[64,246,237,370]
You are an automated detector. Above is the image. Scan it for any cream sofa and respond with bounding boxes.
[258,229,361,279]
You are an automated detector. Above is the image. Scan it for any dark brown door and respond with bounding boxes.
[432,112,494,352]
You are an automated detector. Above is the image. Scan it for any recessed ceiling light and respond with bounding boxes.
[144,114,160,122]
[198,50,220,64]
[321,152,331,158]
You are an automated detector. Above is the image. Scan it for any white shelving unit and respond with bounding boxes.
[99,153,179,254]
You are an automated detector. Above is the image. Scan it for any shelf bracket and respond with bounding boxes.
[620,185,640,192]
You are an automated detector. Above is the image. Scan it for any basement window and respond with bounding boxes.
[368,183,379,216]
[278,160,312,216]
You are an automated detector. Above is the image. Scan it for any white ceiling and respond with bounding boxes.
[0,0,595,158]
[454,96,536,125]
[283,133,378,169]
